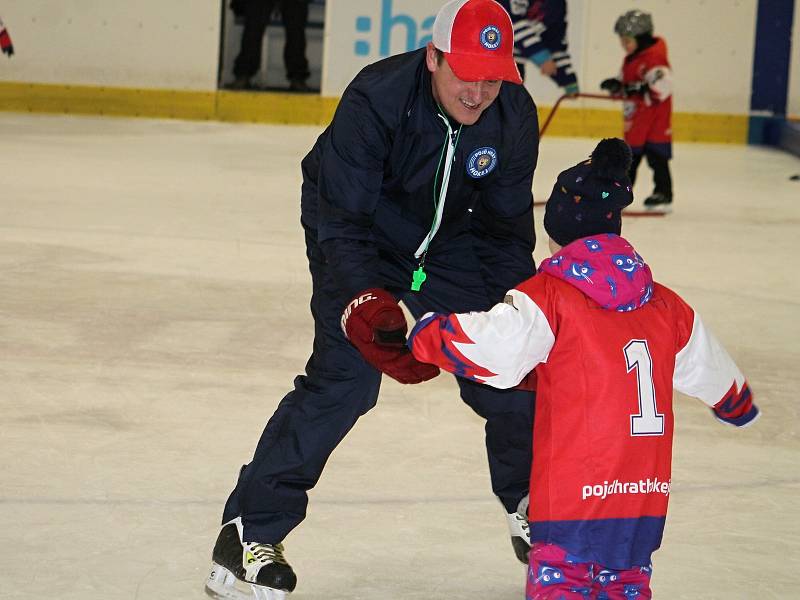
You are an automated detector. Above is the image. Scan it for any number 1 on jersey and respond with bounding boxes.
[624,339,665,436]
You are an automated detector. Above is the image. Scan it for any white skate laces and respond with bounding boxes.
[505,494,531,565]
[242,541,290,581]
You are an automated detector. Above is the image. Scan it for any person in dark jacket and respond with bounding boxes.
[205,1,540,597]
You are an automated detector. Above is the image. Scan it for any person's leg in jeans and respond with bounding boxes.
[279,0,310,89]
[232,0,278,87]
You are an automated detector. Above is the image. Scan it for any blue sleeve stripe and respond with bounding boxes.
[714,404,760,428]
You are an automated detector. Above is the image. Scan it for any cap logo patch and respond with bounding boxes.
[480,26,501,50]
[467,147,498,178]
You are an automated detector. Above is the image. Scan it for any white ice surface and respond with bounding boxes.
[1,113,799,599]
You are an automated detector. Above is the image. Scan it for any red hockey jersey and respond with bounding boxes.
[410,234,757,569]
[621,37,673,154]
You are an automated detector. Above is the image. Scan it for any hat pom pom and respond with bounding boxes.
[590,138,632,179]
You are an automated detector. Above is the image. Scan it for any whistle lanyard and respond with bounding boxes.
[411,110,462,291]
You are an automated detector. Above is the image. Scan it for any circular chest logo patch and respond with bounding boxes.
[467,147,498,178]
[480,26,501,50]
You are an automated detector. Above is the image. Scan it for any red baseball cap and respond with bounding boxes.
[432,0,522,84]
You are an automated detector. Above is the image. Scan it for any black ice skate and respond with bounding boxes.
[205,517,297,600]
[505,494,531,565]
[643,192,673,212]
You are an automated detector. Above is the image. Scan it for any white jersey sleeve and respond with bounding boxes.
[410,289,555,389]
[645,65,673,102]
[674,311,758,426]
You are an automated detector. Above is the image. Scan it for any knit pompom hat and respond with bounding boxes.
[543,138,634,247]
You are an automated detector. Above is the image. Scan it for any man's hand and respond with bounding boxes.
[342,288,440,384]
[539,59,557,77]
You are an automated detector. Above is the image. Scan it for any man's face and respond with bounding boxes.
[426,43,502,126]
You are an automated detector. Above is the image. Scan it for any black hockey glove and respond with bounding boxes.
[623,82,649,97]
[600,78,622,94]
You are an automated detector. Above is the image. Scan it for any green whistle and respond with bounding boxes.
[411,267,427,291]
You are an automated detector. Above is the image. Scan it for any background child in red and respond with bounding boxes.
[0,17,14,57]
[409,139,758,599]
[601,10,673,211]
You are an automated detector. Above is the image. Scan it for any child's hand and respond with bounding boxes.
[600,78,622,94]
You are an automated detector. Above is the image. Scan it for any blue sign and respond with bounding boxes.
[354,0,435,57]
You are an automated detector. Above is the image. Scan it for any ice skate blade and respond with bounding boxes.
[644,204,672,214]
[206,563,288,600]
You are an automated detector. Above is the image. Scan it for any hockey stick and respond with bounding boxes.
[539,92,623,137]
[536,93,667,218]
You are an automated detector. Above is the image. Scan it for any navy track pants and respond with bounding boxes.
[222,233,535,543]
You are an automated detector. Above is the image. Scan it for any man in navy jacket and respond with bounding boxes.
[206,1,540,597]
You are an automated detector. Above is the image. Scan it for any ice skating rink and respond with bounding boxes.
[2,112,798,599]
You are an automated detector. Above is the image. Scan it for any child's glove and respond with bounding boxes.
[600,78,622,94]
[342,288,440,384]
[623,81,648,97]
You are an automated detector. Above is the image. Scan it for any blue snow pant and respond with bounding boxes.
[223,232,535,543]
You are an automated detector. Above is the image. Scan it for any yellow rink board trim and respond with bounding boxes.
[216,90,339,125]
[0,81,217,120]
[0,81,747,143]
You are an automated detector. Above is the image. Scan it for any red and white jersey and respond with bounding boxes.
[621,37,673,152]
[622,37,672,104]
[410,235,757,569]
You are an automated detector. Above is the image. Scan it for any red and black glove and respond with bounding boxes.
[341,288,439,384]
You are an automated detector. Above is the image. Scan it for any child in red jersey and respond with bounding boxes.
[408,139,758,599]
[0,17,14,57]
[601,11,673,211]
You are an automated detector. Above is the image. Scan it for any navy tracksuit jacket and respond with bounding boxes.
[223,48,540,543]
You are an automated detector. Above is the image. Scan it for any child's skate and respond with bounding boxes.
[643,192,672,213]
